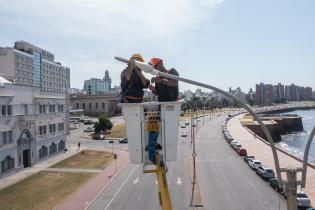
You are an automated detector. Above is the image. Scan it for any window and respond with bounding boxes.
[1,156,15,172]
[95,103,98,109]
[58,123,64,131]
[82,103,85,109]
[76,103,79,109]
[7,105,11,115]
[89,103,92,109]
[23,104,28,114]
[49,105,55,113]
[2,132,7,144]
[49,124,56,133]
[8,131,12,143]
[1,105,6,115]
[102,102,105,109]
[58,105,64,112]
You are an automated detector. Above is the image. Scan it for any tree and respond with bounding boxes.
[94,114,113,134]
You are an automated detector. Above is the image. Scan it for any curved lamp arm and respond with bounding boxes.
[301,126,315,188]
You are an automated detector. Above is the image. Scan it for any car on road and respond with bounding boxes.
[180,123,186,128]
[119,138,128,144]
[283,191,311,208]
[256,166,275,179]
[244,155,255,163]
[232,143,242,151]
[181,131,188,137]
[83,119,94,125]
[269,178,283,193]
[237,148,247,156]
[84,127,93,132]
[185,121,190,125]
[248,159,262,170]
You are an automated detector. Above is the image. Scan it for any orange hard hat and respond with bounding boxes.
[150,57,162,68]
[130,53,144,62]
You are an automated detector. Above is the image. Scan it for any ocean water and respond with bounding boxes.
[277,109,315,164]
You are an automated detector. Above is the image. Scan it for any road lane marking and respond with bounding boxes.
[176,177,182,186]
[133,176,139,184]
[104,165,138,210]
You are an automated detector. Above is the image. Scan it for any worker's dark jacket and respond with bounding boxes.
[120,67,150,103]
[156,68,179,102]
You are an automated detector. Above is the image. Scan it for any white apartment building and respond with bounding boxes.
[0,41,70,177]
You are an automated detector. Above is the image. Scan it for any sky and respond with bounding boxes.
[0,0,314,93]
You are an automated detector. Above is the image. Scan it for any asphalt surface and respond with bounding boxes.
[87,115,288,210]
[196,116,287,210]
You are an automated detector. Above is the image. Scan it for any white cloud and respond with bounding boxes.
[0,0,223,88]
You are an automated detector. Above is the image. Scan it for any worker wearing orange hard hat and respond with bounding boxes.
[120,53,150,103]
[149,57,179,102]
[147,57,179,165]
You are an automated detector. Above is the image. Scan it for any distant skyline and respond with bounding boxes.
[1,0,314,92]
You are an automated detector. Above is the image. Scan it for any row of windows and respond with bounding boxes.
[38,123,64,135]
[16,63,33,70]
[1,131,13,145]
[15,55,33,63]
[39,104,64,114]
[41,88,65,93]
[77,102,106,110]
[39,141,65,159]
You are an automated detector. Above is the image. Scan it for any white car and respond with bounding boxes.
[180,123,186,128]
[248,159,262,170]
[256,166,275,179]
[185,121,190,125]
[232,143,242,151]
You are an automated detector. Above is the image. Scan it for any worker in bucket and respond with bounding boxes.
[148,57,179,102]
[147,57,179,165]
[120,54,150,103]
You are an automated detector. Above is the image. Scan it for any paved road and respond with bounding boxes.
[88,120,194,210]
[196,116,287,210]
[88,115,287,210]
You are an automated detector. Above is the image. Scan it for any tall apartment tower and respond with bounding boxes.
[0,41,70,176]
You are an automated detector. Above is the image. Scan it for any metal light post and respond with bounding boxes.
[115,56,315,210]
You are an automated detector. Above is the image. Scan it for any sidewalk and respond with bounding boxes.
[227,115,315,206]
[57,149,129,210]
[0,146,80,190]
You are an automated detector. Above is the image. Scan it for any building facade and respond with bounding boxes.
[83,70,112,94]
[0,41,70,177]
[70,93,120,117]
[0,81,67,176]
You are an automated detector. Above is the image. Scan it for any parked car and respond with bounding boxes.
[119,138,128,144]
[237,148,247,156]
[84,119,94,125]
[244,155,255,163]
[269,178,283,193]
[185,121,190,125]
[180,123,186,128]
[84,127,93,132]
[181,131,188,137]
[283,191,311,208]
[232,143,242,151]
[248,159,262,170]
[256,166,275,179]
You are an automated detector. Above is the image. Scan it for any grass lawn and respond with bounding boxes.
[0,171,95,210]
[107,124,126,138]
[51,150,113,169]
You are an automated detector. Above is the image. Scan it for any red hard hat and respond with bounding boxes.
[150,57,162,68]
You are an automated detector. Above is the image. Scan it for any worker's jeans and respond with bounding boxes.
[148,131,159,164]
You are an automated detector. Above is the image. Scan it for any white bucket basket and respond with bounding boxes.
[121,102,181,164]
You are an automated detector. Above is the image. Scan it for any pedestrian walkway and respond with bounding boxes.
[227,114,315,206]
[57,149,129,210]
[0,146,81,190]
